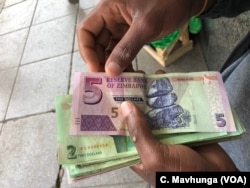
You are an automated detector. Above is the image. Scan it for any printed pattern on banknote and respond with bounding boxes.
[71,72,236,136]
[71,72,147,135]
[146,77,191,130]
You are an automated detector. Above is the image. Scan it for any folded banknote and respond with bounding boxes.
[71,71,236,136]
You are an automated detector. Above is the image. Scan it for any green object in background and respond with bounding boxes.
[151,30,180,49]
[189,16,202,34]
[150,17,202,48]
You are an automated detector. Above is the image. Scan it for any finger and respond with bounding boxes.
[77,11,105,72]
[97,29,111,49]
[96,44,106,67]
[120,101,160,163]
[105,21,150,77]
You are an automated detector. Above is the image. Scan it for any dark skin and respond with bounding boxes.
[77,0,238,187]
[77,0,216,77]
[120,70,238,187]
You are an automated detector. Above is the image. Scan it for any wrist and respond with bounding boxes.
[191,0,217,17]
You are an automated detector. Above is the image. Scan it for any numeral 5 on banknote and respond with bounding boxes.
[70,72,236,136]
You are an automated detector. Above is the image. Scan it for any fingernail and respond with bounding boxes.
[106,62,122,76]
[120,101,133,117]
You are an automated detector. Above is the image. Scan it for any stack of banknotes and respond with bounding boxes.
[55,71,246,184]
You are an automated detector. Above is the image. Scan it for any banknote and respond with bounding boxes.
[56,95,137,166]
[56,95,245,167]
[71,71,236,136]
[64,155,140,184]
[64,112,245,183]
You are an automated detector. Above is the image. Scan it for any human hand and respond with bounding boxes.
[77,0,215,77]
[119,71,237,187]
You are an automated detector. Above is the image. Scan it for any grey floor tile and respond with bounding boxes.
[0,113,58,188]
[132,57,138,71]
[21,14,75,64]
[137,40,208,75]
[103,182,150,188]
[61,167,145,188]
[69,51,90,94]
[71,51,89,72]
[4,0,25,8]
[0,28,28,71]
[162,41,208,73]
[33,0,78,25]
[136,48,164,75]
[77,6,93,24]
[0,0,36,35]
[79,0,100,10]
[6,54,71,119]
[0,68,17,121]
[63,181,149,188]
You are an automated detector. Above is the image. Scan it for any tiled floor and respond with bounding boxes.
[0,0,208,187]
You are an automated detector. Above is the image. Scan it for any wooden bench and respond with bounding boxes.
[143,22,193,67]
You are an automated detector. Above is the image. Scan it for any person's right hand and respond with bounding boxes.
[118,70,238,187]
[120,100,238,187]
[77,0,216,77]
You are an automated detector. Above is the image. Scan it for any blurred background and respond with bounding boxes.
[0,0,249,187]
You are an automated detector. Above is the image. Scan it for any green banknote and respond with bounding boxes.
[157,109,245,147]
[64,155,140,184]
[56,95,245,167]
[56,95,137,166]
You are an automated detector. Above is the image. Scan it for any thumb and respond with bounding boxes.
[105,22,148,77]
[120,101,160,162]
